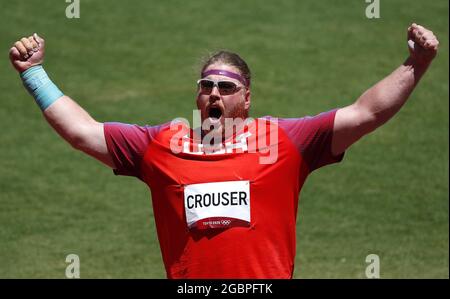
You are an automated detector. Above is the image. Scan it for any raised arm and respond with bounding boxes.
[9,33,114,168]
[331,23,439,156]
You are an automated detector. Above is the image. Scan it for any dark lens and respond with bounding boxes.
[199,80,214,93]
[218,81,237,95]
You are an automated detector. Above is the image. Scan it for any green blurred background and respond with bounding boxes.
[0,0,448,278]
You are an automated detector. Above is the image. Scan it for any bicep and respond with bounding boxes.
[76,122,115,169]
[43,96,115,168]
[332,103,376,156]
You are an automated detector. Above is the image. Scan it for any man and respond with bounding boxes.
[9,24,439,278]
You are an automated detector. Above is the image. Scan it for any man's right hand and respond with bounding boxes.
[9,33,45,73]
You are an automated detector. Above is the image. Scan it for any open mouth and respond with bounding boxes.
[208,107,223,120]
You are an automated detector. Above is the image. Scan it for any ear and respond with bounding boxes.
[244,89,251,110]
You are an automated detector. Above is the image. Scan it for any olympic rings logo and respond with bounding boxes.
[221,220,231,226]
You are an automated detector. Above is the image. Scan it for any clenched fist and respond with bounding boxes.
[9,33,45,73]
[407,23,439,66]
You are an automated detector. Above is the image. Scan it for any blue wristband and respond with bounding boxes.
[20,65,64,111]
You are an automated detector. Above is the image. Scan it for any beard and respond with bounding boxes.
[201,99,249,144]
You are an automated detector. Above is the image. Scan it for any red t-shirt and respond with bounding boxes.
[103,110,344,278]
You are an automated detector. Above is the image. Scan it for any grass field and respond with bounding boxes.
[0,0,448,278]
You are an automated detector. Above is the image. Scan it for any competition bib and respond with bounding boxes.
[184,180,250,229]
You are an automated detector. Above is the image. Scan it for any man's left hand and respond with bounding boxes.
[407,23,439,66]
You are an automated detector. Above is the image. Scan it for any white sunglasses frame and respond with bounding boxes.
[196,79,245,95]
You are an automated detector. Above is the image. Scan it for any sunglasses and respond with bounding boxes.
[197,79,244,95]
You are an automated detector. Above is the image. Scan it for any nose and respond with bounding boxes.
[211,85,221,96]
[209,85,221,101]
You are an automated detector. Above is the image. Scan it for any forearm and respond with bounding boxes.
[355,57,431,129]
[21,65,95,148]
[20,66,114,167]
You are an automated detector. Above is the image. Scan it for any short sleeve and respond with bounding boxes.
[277,109,344,172]
[103,122,163,178]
